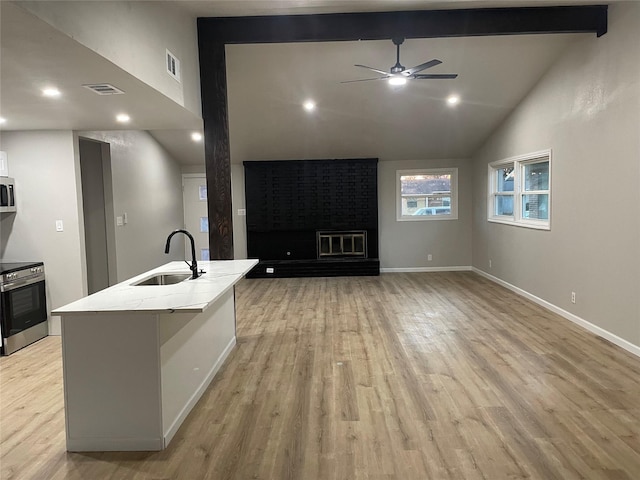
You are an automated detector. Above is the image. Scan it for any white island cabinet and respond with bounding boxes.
[53,260,258,452]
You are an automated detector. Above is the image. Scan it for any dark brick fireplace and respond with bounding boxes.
[244,158,379,278]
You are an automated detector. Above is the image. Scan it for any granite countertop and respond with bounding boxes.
[52,260,258,315]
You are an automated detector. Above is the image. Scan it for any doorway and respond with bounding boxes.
[182,174,210,261]
[79,138,116,294]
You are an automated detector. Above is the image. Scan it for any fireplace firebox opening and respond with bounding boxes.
[317,230,367,259]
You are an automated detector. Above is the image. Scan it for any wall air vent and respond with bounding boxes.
[166,49,181,83]
[83,83,125,95]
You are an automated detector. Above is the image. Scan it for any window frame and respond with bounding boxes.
[396,167,459,222]
[488,150,551,230]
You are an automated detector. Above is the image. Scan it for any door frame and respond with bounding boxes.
[182,173,208,260]
[78,137,118,292]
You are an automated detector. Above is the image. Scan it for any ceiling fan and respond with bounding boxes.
[342,37,458,85]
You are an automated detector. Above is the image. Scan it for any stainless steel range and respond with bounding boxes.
[0,261,48,355]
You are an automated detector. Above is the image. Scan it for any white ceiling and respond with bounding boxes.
[226,34,581,162]
[0,1,607,165]
[0,2,206,165]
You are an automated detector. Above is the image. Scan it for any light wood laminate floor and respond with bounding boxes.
[2,272,640,479]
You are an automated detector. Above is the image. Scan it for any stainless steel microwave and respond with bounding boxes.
[0,177,16,213]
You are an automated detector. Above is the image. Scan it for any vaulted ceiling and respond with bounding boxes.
[0,1,611,164]
[225,34,581,162]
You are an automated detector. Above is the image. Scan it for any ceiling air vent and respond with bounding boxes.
[166,49,181,83]
[83,83,125,95]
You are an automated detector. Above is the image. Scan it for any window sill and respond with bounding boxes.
[488,217,550,230]
[398,215,458,222]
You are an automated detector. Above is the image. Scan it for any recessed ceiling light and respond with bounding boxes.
[42,87,61,97]
[191,132,203,142]
[116,113,131,123]
[303,100,316,112]
[447,95,461,106]
[388,76,407,86]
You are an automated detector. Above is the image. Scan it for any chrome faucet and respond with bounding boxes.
[164,229,201,279]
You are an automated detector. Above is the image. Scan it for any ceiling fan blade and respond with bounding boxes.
[340,76,389,84]
[404,59,442,76]
[412,73,459,79]
[354,64,391,76]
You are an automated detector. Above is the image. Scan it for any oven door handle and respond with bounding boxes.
[1,275,44,292]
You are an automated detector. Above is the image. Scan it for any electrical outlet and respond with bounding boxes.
[571,292,576,304]
[427,254,432,261]
[238,208,246,216]
[116,216,124,226]
[266,267,275,274]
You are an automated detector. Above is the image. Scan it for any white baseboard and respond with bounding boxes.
[472,267,640,358]
[66,436,164,452]
[380,266,472,273]
[163,336,237,447]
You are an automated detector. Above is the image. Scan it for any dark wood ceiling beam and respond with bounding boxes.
[197,5,608,260]
[199,5,608,44]
[199,40,234,260]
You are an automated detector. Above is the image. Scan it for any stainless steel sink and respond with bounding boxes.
[133,273,191,286]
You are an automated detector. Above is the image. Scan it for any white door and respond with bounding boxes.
[182,175,210,261]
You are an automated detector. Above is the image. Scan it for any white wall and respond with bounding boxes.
[0,131,85,335]
[0,129,186,335]
[231,164,248,260]
[379,159,472,270]
[181,165,206,175]
[17,1,201,117]
[77,131,185,282]
[228,159,472,267]
[471,3,640,347]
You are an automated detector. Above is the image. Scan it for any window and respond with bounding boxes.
[397,168,458,221]
[488,150,551,230]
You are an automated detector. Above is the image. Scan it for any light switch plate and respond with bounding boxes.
[55,220,64,232]
[0,151,8,177]
[116,216,124,226]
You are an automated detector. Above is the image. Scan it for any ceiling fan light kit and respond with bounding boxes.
[343,37,458,86]
[388,76,407,86]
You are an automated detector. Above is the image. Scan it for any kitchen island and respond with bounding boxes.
[53,259,258,452]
